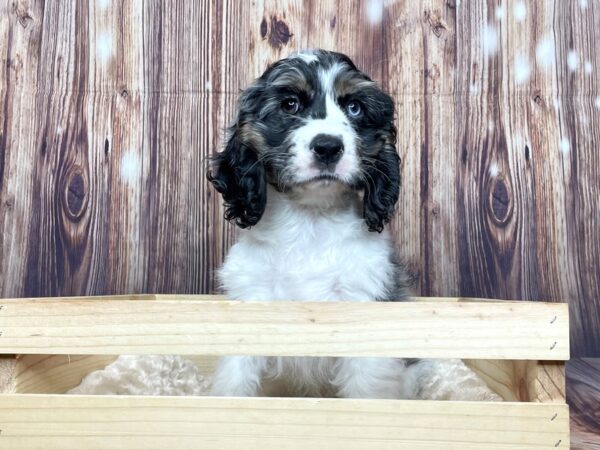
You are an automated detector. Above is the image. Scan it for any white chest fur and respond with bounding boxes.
[219,186,398,302]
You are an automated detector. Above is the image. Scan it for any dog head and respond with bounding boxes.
[208,49,400,232]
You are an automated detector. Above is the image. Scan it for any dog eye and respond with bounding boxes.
[346,101,362,117]
[281,97,301,114]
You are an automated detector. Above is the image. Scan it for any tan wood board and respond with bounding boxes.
[0,0,597,359]
[0,394,569,449]
[0,299,569,359]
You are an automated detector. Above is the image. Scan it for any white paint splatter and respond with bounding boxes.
[121,152,141,184]
[205,80,212,91]
[97,0,110,10]
[96,32,113,65]
[513,2,527,22]
[366,0,383,25]
[513,133,524,149]
[581,115,589,125]
[553,97,562,112]
[482,24,499,57]
[535,37,555,69]
[489,162,500,177]
[56,126,63,135]
[495,6,505,20]
[567,50,579,71]
[559,138,570,154]
[488,121,494,132]
[595,96,600,110]
[584,61,592,74]
[470,83,478,94]
[514,54,530,84]
[579,0,588,8]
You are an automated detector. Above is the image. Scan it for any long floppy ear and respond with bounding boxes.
[362,124,401,233]
[207,116,267,229]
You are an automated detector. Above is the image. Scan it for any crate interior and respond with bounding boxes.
[3,354,565,403]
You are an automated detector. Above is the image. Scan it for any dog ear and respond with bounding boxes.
[362,125,401,233]
[207,88,267,228]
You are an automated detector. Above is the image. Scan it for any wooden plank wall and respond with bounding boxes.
[0,1,599,446]
[3,0,597,355]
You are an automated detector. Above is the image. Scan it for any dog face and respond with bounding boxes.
[208,49,400,232]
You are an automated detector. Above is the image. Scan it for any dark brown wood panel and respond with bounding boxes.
[0,1,599,357]
[568,358,600,449]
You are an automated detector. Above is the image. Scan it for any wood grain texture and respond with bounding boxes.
[465,360,566,403]
[0,1,596,358]
[567,358,600,450]
[0,394,570,449]
[0,297,569,359]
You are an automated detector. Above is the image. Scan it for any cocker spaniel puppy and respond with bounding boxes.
[207,49,498,400]
[69,50,499,401]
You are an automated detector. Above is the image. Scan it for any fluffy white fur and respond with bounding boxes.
[219,186,401,303]
[211,185,414,398]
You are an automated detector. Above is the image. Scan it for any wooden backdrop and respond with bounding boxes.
[0,1,598,351]
[1,1,600,446]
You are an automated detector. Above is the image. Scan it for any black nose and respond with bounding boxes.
[310,134,344,165]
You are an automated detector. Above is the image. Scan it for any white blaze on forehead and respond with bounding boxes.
[318,63,347,95]
[290,51,318,64]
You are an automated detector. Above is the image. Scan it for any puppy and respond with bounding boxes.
[67,50,498,402]
[207,49,498,401]
[207,49,419,399]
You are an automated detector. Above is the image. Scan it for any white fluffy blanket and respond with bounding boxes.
[68,355,501,401]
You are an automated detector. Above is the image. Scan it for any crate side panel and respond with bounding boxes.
[0,395,570,450]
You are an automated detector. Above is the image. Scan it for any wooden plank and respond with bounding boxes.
[0,299,568,359]
[0,394,569,449]
[0,0,597,358]
[465,360,566,403]
[567,358,600,450]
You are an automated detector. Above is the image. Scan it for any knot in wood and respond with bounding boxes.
[64,170,87,220]
[490,178,512,225]
[263,15,293,49]
[424,10,447,38]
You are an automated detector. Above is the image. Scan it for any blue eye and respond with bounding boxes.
[346,101,362,117]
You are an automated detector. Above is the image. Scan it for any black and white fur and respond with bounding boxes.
[207,50,492,400]
[207,49,419,399]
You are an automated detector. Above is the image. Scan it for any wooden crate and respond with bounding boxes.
[0,295,569,449]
